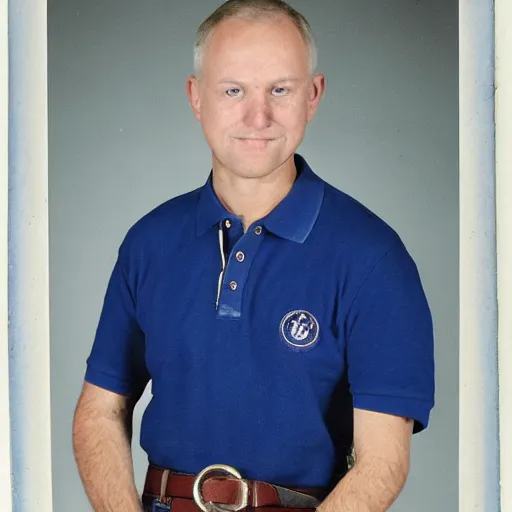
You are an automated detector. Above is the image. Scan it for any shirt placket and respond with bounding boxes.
[216,220,264,319]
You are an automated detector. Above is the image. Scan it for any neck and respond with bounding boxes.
[212,156,297,231]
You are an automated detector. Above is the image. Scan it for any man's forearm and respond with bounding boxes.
[72,399,142,512]
[317,457,408,512]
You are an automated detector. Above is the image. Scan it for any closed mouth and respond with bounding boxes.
[235,137,279,143]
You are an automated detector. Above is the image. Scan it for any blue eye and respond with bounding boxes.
[226,88,242,97]
[273,87,287,96]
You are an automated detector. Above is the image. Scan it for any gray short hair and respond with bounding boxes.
[193,0,318,77]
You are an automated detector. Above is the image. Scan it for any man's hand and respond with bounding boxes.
[73,381,144,512]
[317,409,414,512]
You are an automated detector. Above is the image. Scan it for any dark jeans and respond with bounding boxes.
[142,496,174,512]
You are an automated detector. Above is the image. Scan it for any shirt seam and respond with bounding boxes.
[86,365,133,390]
[352,391,434,403]
[345,234,401,324]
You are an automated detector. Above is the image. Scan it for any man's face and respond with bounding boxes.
[187,15,325,179]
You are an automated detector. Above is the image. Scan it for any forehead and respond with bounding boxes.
[202,15,310,79]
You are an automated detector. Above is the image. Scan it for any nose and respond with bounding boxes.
[243,91,272,131]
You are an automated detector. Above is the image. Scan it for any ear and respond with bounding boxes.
[186,75,201,121]
[306,73,326,123]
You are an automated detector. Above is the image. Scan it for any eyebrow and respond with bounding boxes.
[217,77,302,85]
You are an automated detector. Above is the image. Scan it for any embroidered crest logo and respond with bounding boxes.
[280,310,320,349]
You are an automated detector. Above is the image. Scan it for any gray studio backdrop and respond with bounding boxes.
[48,1,458,511]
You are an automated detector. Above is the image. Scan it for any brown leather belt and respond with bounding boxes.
[143,465,328,512]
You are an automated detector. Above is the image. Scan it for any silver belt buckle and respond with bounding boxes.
[192,464,249,512]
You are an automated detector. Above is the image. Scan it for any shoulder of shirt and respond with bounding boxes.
[118,186,202,258]
[320,180,402,255]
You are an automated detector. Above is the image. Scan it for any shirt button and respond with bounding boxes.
[254,226,263,235]
[225,220,232,229]
[235,251,245,262]
[229,281,238,291]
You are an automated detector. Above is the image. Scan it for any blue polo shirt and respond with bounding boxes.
[85,154,435,487]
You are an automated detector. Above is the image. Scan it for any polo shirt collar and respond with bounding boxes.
[196,153,324,243]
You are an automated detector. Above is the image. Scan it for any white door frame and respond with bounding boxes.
[495,0,512,509]
[459,1,512,510]
[2,1,510,511]
[0,0,13,509]
[5,0,53,511]
[459,0,500,510]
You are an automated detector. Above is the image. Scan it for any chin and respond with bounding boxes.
[228,150,292,178]
[236,167,276,179]
[233,159,283,179]
[211,141,296,178]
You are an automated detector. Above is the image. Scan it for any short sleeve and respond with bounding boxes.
[346,237,435,432]
[85,243,150,397]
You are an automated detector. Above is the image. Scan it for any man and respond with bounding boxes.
[73,1,435,511]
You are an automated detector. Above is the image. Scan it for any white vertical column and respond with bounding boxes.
[0,0,13,509]
[8,0,53,510]
[459,1,500,511]
[496,0,512,509]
